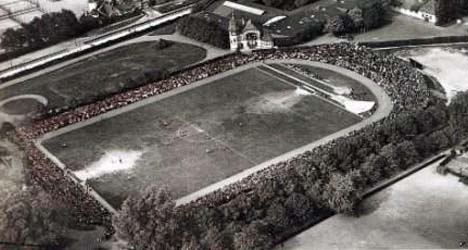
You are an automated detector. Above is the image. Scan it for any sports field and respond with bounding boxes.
[42,66,362,208]
[0,41,206,112]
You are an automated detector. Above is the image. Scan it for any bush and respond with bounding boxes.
[154,38,173,50]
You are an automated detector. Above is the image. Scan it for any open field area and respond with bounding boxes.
[278,160,468,250]
[0,40,206,112]
[41,66,361,208]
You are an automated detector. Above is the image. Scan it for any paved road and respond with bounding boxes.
[33,58,392,211]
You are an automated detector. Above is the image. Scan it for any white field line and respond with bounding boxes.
[280,64,348,94]
[259,63,363,117]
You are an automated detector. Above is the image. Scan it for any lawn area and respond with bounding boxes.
[0,40,206,111]
[42,67,361,208]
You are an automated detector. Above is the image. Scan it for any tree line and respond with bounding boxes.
[328,0,388,37]
[113,85,468,250]
[177,14,230,49]
[0,9,141,63]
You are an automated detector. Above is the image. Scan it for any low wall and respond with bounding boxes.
[359,35,468,49]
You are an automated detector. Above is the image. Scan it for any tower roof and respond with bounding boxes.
[229,12,238,32]
[243,19,257,32]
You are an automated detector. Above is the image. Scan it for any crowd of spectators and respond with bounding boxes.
[19,42,433,140]
[18,42,437,238]
[24,144,114,237]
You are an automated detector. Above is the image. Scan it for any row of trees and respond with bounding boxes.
[0,9,141,62]
[114,84,468,250]
[0,186,67,250]
[1,10,80,53]
[329,0,388,36]
[177,14,230,49]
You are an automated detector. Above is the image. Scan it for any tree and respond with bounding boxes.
[328,14,354,36]
[0,187,65,249]
[448,91,468,134]
[177,15,229,49]
[284,192,312,222]
[264,202,290,233]
[203,227,231,250]
[435,0,457,25]
[113,186,179,250]
[0,9,82,55]
[181,236,202,250]
[361,153,386,184]
[348,7,365,32]
[233,221,273,250]
[324,171,363,213]
[357,0,387,29]
[79,14,101,33]
[0,28,27,52]
[380,140,420,173]
[428,130,452,152]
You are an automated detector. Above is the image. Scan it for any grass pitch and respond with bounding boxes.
[0,41,206,111]
[42,67,361,208]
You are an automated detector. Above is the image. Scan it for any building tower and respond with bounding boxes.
[229,13,239,51]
